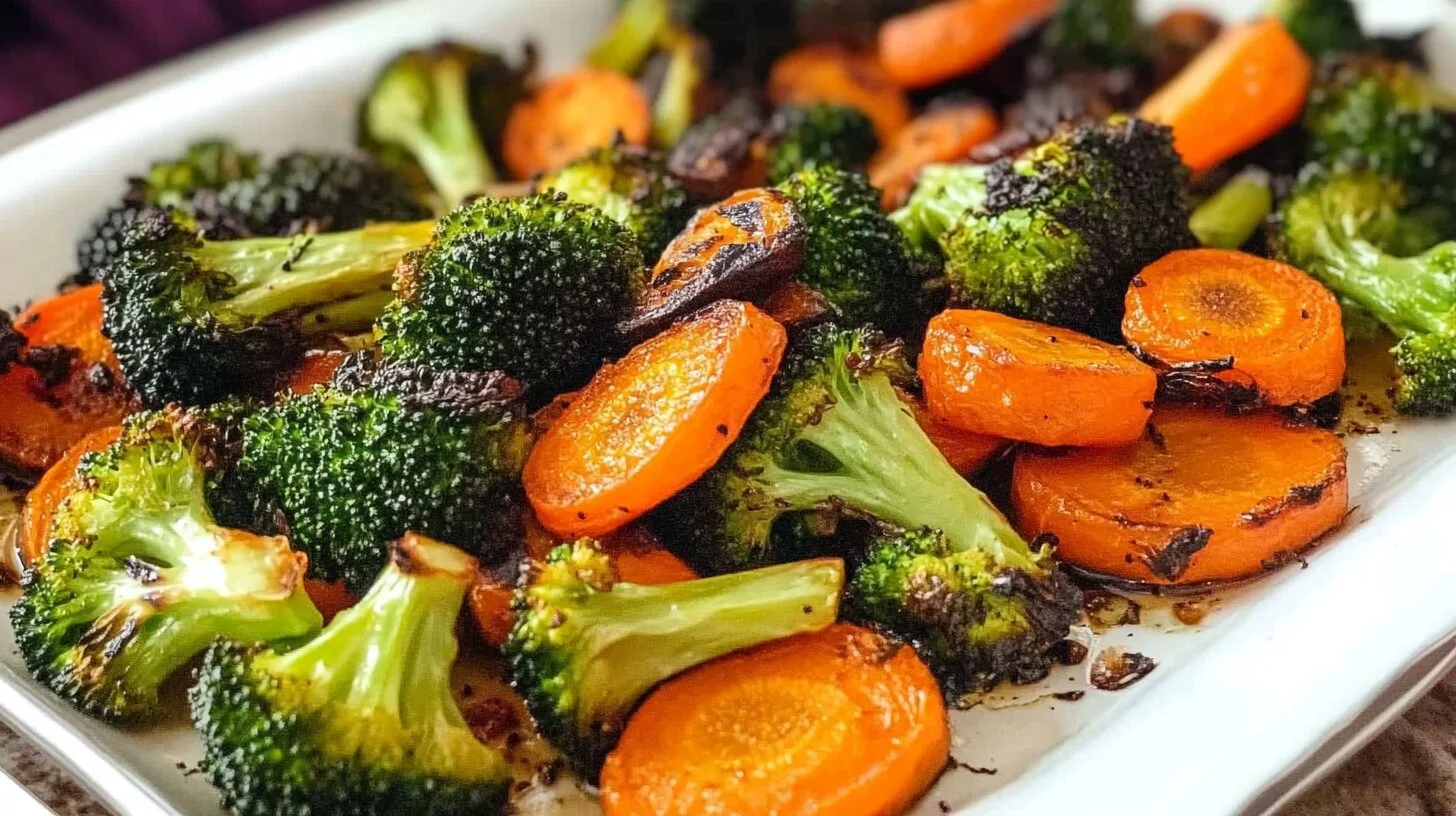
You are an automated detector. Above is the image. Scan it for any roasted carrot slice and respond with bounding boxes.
[767,44,912,142]
[904,392,1006,476]
[525,300,787,537]
[0,285,134,478]
[877,0,1059,90]
[758,279,837,330]
[600,623,949,816]
[19,424,123,567]
[1138,17,1312,173]
[279,348,350,395]
[1123,249,1345,407]
[920,309,1157,447]
[304,580,358,623]
[502,67,651,179]
[869,101,1000,209]
[1013,407,1349,584]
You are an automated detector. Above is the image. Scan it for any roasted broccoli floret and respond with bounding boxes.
[1278,169,1456,415]
[10,409,321,722]
[506,540,843,778]
[191,534,509,816]
[101,209,433,407]
[891,163,990,254]
[1041,0,1147,71]
[1270,0,1365,58]
[377,194,644,400]
[232,357,529,591]
[896,116,1193,337]
[535,144,692,262]
[359,42,531,210]
[766,103,878,184]
[775,164,919,332]
[212,151,429,234]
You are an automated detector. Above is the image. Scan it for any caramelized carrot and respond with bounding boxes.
[920,309,1157,447]
[468,574,518,648]
[905,392,1006,475]
[869,101,1000,209]
[19,425,122,567]
[526,300,786,538]
[279,348,350,395]
[502,67,651,179]
[600,623,949,816]
[878,0,1059,90]
[758,279,836,330]
[1138,18,1312,173]
[304,580,358,623]
[767,44,912,142]
[1013,407,1349,584]
[1123,249,1345,407]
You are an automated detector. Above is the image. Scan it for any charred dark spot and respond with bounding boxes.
[720,198,766,233]
[1049,639,1089,666]
[1240,479,1335,527]
[1053,690,1086,701]
[948,757,999,775]
[21,344,79,388]
[0,313,23,373]
[665,96,767,200]
[1144,422,1167,451]
[1083,590,1141,630]
[1089,647,1157,690]
[1139,525,1211,581]
[334,354,524,419]
[462,697,520,743]
[716,423,730,436]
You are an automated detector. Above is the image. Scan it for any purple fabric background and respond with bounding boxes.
[0,0,332,126]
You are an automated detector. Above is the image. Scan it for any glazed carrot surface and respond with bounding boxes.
[1138,17,1312,173]
[767,44,912,142]
[1013,407,1349,585]
[878,0,1059,90]
[1123,249,1346,407]
[502,67,651,178]
[19,424,123,567]
[280,348,351,394]
[920,309,1157,447]
[869,101,1000,209]
[599,623,949,816]
[903,391,1006,475]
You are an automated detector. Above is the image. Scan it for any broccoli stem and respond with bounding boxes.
[651,30,702,148]
[587,0,671,74]
[1189,168,1272,250]
[397,59,496,209]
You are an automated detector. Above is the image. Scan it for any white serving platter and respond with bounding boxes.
[0,1,1453,815]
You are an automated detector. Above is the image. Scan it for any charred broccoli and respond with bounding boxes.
[766,103,878,184]
[10,409,321,722]
[506,540,843,778]
[1270,0,1365,58]
[377,193,644,400]
[535,144,692,262]
[232,357,529,591]
[191,534,510,816]
[100,209,433,407]
[211,151,428,235]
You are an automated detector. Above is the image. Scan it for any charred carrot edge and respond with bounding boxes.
[1123,248,1345,408]
[869,101,1000,209]
[878,0,1059,90]
[502,67,652,179]
[1012,407,1349,584]
[1138,17,1312,173]
[19,425,123,567]
[767,43,912,142]
[920,309,1157,447]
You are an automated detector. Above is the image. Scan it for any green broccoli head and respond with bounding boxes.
[233,356,529,591]
[1277,167,1456,415]
[190,534,509,816]
[377,193,645,400]
[1270,0,1365,58]
[10,409,321,722]
[938,116,1193,337]
[100,209,433,407]
[1041,0,1147,70]
[848,527,1081,693]
[535,143,693,262]
[506,540,843,779]
[211,151,429,235]
[766,103,879,184]
[775,164,920,332]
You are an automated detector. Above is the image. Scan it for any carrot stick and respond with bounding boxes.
[905,392,1006,476]
[525,299,787,537]
[920,309,1157,447]
[502,67,651,179]
[1138,17,1312,173]
[767,44,912,142]
[878,0,1059,90]
[1013,407,1349,584]
[18,424,122,567]
[1123,249,1345,407]
[599,623,949,816]
[869,101,1000,209]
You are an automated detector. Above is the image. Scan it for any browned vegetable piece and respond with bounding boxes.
[665,96,769,200]
[759,279,837,329]
[619,188,807,339]
[1150,10,1223,86]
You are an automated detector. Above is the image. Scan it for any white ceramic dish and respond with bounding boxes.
[0,1,1454,814]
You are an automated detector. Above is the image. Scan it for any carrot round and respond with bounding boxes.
[502,67,651,179]
[1123,249,1345,407]
[767,44,912,142]
[525,299,787,538]
[878,0,1059,90]
[1013,407,1349,585]
[600,623,949,816]
[869,101,1000,209]
[19,424,123,567]
[920,309,1157,447]
[1138,17,1312,173]
[902,390,1005,476]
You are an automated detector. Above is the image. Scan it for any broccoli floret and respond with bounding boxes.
[1270,0,1365,58]
[535,144,692,262]
[766,103,878,184]
[775,164,919,332]
[506,540,843,778]
[890,163,990,255]
[10,409,321,722]
[907,116,1192,337]
[849,527,1081,692]
[377,194,644,400]
[1041,0,1147,70]
[212,151,429,235]
[190,534,509,816]
[101,209,433,407]
[359,43,531,210]
[1277,168,1456,414]
[233,357,529,591]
